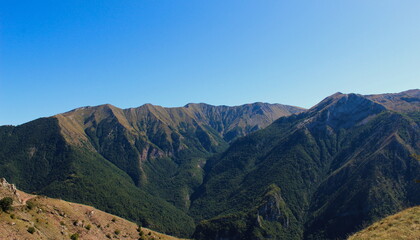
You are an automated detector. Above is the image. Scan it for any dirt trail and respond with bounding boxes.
[11,190,37,207]
[21,195,36,205]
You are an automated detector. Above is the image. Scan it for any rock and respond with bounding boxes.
[87,210,94,218]
[73,220,83,226]
[0,178,7,187]
[0,178,22,203]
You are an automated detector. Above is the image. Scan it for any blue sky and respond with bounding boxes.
[1,0,419,125]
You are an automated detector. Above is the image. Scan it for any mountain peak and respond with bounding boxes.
[304,93,386,130]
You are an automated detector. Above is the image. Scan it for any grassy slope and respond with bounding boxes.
[348,206,420,240]
[0,189,187,240]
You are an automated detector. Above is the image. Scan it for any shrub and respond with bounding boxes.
[114,229,120,235]
[70,233,79,240]
[0,197,13,212]
[85,224,91,230]
[27,227,35,234]
[26,201,35,210]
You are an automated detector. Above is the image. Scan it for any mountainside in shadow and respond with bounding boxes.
[189,89,420,240]
[0,102,302,237]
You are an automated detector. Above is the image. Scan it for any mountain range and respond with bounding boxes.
[0,89,419,239]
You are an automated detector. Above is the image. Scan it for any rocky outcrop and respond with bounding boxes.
[257,186,290,228]
[0,178,21,203]
[0,178,16,191]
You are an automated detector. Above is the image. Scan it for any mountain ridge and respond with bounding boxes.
[0,89,418,239]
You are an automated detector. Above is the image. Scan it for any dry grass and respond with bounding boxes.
[0,190,186,240]
[348,206,420,240]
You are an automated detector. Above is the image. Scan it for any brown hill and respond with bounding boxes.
[348,206,420,240]
[0,178,185,240]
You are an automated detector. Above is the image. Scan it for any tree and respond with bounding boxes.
[0,197,13,212]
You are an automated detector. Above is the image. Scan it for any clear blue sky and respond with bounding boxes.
[1,0,419,125]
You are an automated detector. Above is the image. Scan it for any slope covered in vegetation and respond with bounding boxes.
[190,90,420,239]
[0,102,301,237]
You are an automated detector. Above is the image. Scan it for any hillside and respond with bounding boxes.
[189,90,420,239]
[0,178,185,240]
[348,206,420,240]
